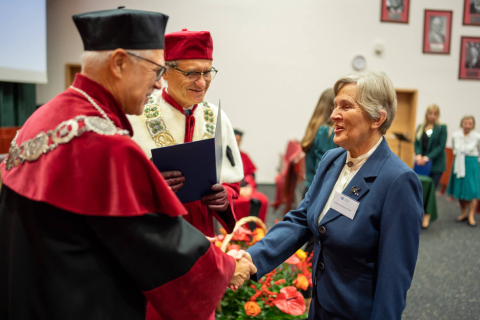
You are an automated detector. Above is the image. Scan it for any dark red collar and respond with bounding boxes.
[162,88,198,115]
[71,74,133,135]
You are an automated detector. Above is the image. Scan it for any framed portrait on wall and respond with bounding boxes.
[423,10,453,54]
[381,0,410,24]
[463,0,480,26]
[459,37,480,80]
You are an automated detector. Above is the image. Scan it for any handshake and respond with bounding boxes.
[227,250,257,290]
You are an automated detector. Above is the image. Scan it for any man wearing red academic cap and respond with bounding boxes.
[0,8,255,320]
[128,29,244,238]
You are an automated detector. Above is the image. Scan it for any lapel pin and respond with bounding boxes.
[350,186,361,196]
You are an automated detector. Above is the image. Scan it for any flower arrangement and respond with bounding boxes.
[215,220,312,320]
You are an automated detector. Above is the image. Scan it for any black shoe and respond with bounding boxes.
[456,216,468,222]
[468,219,477,227]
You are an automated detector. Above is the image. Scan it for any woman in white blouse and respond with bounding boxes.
[448,115,480,227]
[246,71,423,320]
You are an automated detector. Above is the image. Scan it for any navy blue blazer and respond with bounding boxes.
[248,138,423,320]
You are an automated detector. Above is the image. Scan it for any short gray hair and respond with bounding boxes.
[165,60,179,73]
[334,70,397,135]
[460,115,476,129]
[81,49,155,70]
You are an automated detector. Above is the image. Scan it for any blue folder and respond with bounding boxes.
[151,102,223,203]
[413,160,432,177]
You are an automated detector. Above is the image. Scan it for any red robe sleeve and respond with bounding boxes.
[82,212,236,320]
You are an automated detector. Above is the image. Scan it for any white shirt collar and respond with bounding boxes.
[346,136,383,170]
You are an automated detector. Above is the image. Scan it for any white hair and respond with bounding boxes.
[80,49,155,70]
[333,70,397,135]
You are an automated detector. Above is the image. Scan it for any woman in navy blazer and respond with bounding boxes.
[245,71,423,320]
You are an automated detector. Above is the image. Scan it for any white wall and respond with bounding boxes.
[37,0,480,183]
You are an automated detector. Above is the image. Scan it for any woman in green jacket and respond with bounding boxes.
[301,88,337,191]
[414,104,447,228]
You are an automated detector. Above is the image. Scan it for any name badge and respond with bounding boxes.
[330,192,359,220]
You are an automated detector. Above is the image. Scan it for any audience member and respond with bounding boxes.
[448,115,480,227]
[414,104,447,228]
[233,129,269,224]
[301,88,337,192]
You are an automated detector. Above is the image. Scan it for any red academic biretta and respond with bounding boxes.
[164,29,213,61]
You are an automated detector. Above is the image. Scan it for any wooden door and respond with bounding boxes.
[385,89,418,168]
[65,64,81,89]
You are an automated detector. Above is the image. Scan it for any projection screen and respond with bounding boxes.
[0,0,47,84]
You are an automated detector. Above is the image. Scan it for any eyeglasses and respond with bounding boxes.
[126,52,167,81]
[171,66,218,82]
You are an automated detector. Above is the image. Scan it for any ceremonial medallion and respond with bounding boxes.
[21,132,49,162]
[51,119,79,145]
[153,131,176,147]
[85,117,117,135]
[4,116,130,170]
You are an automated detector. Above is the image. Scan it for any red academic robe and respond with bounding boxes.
[145,87,241,320]
[234,151,269,222]
[0,74,235,320]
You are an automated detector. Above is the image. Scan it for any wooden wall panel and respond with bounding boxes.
[385,89,418,168]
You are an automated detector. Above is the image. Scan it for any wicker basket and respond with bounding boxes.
[220,216,268,252]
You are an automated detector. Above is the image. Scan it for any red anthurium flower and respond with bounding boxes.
[284,255,300,265]
[231,226,253,241]
[273,286,306,315]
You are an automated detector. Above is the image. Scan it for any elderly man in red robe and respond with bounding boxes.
[127,27,244,320]
[233,129,270,223]
[0,8,255,320]
[128,29,243,237]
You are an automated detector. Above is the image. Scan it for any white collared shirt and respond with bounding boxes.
[452,130,480,178]
[317,137,383,225]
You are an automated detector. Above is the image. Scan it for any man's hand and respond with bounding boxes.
[227,250,256,290]
[161,171,185,192]
[201,184,229,212]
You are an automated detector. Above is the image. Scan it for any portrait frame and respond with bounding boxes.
[423,10,453,55]
[459,37,480,80]
[463,0,480,26]
[380,0,410,24]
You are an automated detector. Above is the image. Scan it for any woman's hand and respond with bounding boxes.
[415,154,424,166]
[422,156,429,164]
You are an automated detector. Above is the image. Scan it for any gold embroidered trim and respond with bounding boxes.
[154,132,176,147]
[144,95,177,147]
[4,116,130,170]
